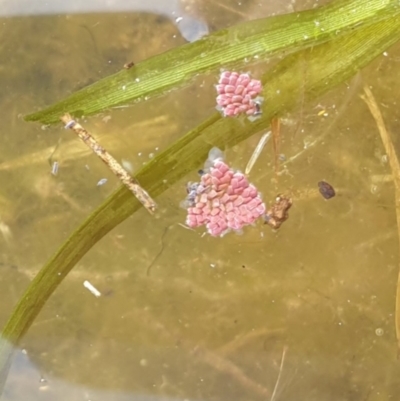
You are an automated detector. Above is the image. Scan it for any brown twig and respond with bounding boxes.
[360,86,400,356]
[60,113,157,214]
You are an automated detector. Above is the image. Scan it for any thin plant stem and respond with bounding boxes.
[245,131,272,175]
[271,117,281,175]
[360,86,400,356]
[271,346,288,401]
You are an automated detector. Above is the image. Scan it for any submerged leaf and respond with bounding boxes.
[25,0,400,124]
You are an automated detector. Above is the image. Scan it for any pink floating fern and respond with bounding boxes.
[215,71,263,118]
[183,149,266,237]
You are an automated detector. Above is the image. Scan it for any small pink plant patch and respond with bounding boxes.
[183,148,266,237]
[216,70,263,119]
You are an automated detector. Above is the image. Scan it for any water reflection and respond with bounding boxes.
[4,343,206,401]
[0,0,209,42]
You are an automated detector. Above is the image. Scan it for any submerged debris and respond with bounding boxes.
[215,71,263,118]
[51,161,59,176]
[245,131,271,174]
[318,181,336,199]
[83,280,101,297]
[183,147,266,237]
[264,195,292,229]
[97,178,108,187]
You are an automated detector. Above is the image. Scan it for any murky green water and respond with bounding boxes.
[0,0,400,400]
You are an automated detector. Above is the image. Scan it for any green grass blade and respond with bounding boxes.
[25,0,400,124]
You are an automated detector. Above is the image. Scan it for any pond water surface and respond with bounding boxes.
[0,0,400,400]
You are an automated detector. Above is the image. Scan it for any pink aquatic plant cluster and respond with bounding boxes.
[184,148,266,237]
[215,71,263,118]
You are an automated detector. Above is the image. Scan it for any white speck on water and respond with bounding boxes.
[375,328,384,336]
[383,52,388,57]
[140,359,148,367]
[83,280,101,297]
[148,153,154,159]
[135,78,140,83]
[314,20,320,26]
[303,35,309,39]
[97,178,108,186]
[122,85,126,90]
[210,263,216,268]
[138,152,142,156]
[175,17,183,23]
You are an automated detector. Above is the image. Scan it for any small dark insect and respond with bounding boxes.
[318,181,336,199]
[123,61,135,69]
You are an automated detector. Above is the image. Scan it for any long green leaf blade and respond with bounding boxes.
[25,0,400,124]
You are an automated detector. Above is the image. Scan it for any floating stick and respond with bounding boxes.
[60,114,157,214]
